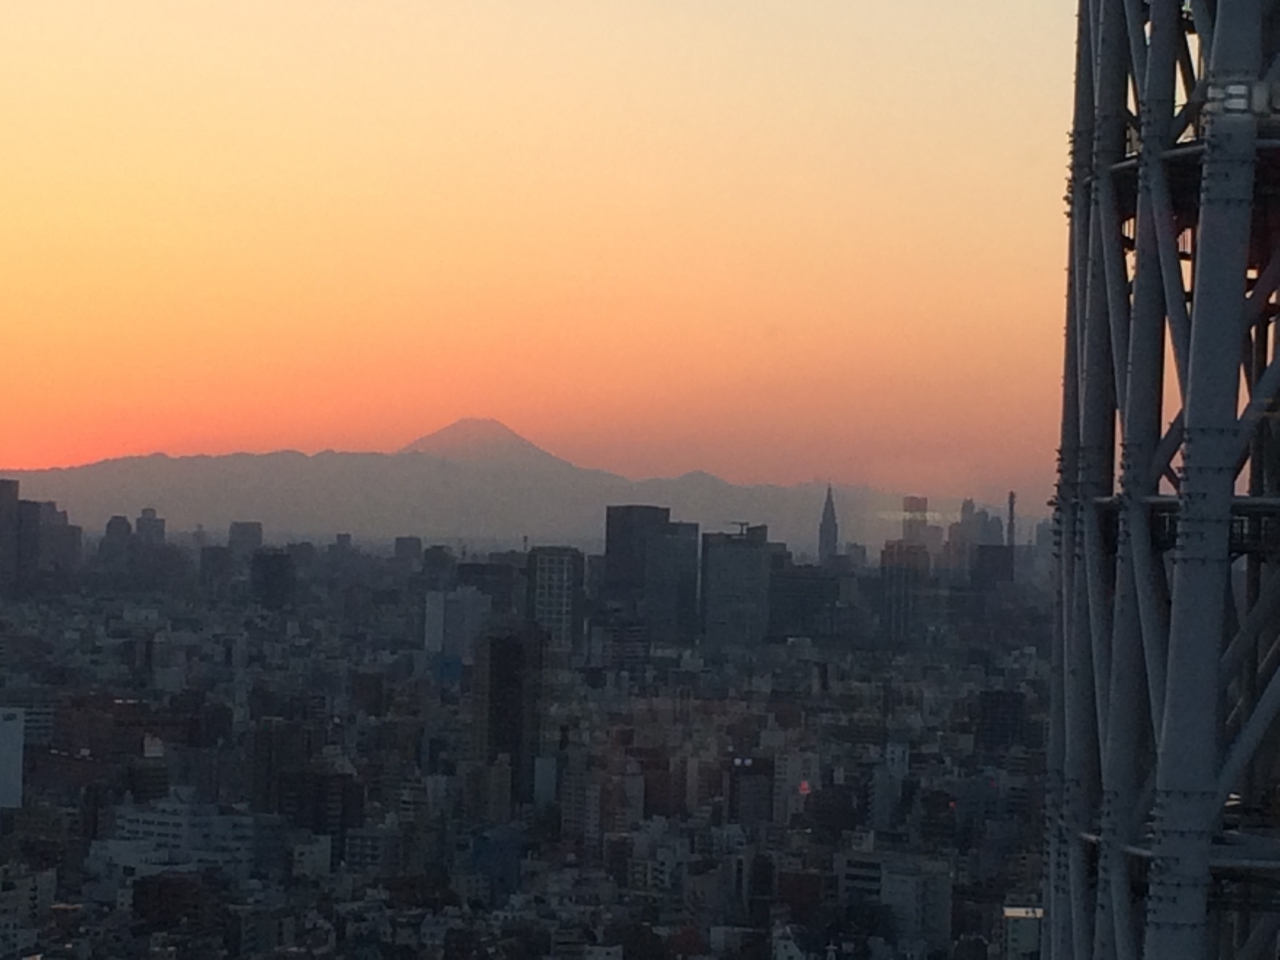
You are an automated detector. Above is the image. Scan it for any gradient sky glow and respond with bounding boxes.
[1,2,1077,506]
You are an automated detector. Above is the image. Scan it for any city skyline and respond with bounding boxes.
[0,3,1121,957]
[1,2,1077,505]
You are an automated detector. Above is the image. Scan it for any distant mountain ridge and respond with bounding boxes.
[3,420,959,553]
[397,418,567,466]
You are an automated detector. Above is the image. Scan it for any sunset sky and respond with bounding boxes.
[1,2,1077,508]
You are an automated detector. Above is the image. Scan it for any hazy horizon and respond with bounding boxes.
[2,417,1045,526]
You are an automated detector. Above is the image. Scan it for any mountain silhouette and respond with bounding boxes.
[397,418,564,466]
[3,424,965,552]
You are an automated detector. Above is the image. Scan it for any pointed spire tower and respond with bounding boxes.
[818,485,839,566]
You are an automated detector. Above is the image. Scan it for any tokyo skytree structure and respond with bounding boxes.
[1050,0,1280,957]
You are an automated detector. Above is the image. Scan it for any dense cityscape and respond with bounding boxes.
[0,477,1052,960]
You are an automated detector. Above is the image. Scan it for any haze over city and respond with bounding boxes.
[1,2,1077,505]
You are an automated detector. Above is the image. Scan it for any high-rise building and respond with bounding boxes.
[228,521,264,559]
[977,690,1026,753]
[642,521,700,642]
[768,563,843,640]
[279,752,364,861]
[603,505,699,641]
[422,545,457,592]
[0,709,23,809]
[16,501,80,592]
[251,717,313,815]
[819,485,839,565]
[971,543,1014,591]
[701,525,776,650]
[424,586,492,661]
[880,539,931,646]
[603,505,672,605]
[135,508,166,547]
[604,620,649,672]
[456,562,525,617]
[0,480,17,599]
[199,546,234,598]
[251,549,297,610]
[526,547,584,663]
[99,515,132,568]
[726,755,774,829]
[473,621,545,806]
[393,536,423,568]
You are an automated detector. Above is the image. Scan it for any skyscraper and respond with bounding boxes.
[228,521,264,559]
[473,621,545,806]
[701,525,776,651]
[0,481,18,599]
[880,539,930,647]
[527,547,585,766]
[526,547,585,664]
[642,521,700,642]
[16,501,81,592]
[603,505,672,605]
[99,515,132,567]
[251,549,297,610]
[393,536,423,569]
[818,485,839,565]
[0,709,23,809]
[603,505,699,642]
[251,717,312,815]
[135,508,166,547]
[456,561,525,617]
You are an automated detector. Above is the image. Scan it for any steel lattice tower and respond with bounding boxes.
[1050,0,1280,957]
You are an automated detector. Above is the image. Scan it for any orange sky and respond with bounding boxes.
[0,2,1077,508]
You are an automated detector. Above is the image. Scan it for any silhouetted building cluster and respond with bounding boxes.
[0,474,1054,959]
[0,479,81,598]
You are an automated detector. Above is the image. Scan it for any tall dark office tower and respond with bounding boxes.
[643,521,700,642]
[456,561,525,616]
[17,501,80,592]
[422,545,457,592]
[603,505,672,604]
[880,540,930,647]
[279,756,364,851]
[527,547,585,763]
[251,549,297,610]
[526,547,585,664]
[0,481,17,599]
[250,717,313,814]
[604,505,699,642]
[199,546,234,597]
[473,621,545,805]
[701,525,775,650]
[393,536,423,568]
[228,521,264,559]
[135,508,166,547]
[727,755,775,829]
[99,515,132,567]
[14,501,42,594]
[818,485,839,565]
[768,564,842,640]
[977,690,1025,754]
